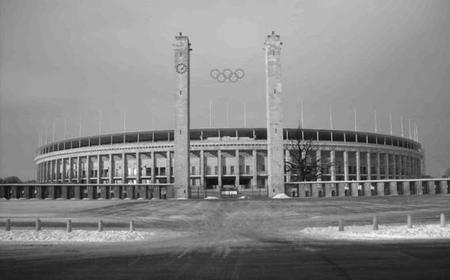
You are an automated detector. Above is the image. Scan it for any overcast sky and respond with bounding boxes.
[1,0,449,180]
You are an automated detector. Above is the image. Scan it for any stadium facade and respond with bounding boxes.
[32,127,425,199]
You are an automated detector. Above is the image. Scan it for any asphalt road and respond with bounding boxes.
[1,196,450,279]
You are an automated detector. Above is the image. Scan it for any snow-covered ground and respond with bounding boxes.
[300,224,450,240]
[0,230,155,242]
[272,193,290,199]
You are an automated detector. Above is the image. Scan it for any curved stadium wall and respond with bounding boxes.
[34,127,424,198]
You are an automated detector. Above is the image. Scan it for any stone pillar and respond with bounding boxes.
[343,151,349,181]
[416,181,423,195]
[101,185,108,199]
[77,156,81,183]
[298,183,306,197]
[166,151,171,184]
[136,152,141,184]
[151,151,156,184]
[427,181,436,194]
[376,182,384,196]
[351,182,358,197]
[23,186,30,199]
[173,32,191,199]
[385,154,389,179]
[356,151,361,181]
[402,181,410,195]
[330,150,335,181]
[87,185,94,199]
[86,156,91,183]
[235,150,240,187]
[367,152,371,180]
[36,185,42,199]
[62,159,66,183]
[122,153,126,184]
[440,180,448,194]
[389,181,398,196]
[338,183,346,197]
[97,154,101,184]
[264,31,284,198]
[218,150,222,188]
[325,183,333,197]
[108,154,114,184]
[48,186,55,199]
[376,153,381,179]
[285,149,291,182]
[200,150,205,188]
[312,183,321,197]
[364,182,372,196]
[252,149,257,189]
[61,185,68,199]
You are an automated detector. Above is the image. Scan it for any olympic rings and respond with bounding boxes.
[210,68,245,83]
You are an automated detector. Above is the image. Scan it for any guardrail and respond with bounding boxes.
[285,178,450,198]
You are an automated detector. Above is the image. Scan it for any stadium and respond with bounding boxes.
[29,127,426,200]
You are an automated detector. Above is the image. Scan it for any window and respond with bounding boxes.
[191,166,196,175]
[230,166,235,175]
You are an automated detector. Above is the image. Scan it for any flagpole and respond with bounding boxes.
[353,108,357,132]
[329,104,333,130]
[374,110,377,133]
[400,116,404,137]
[389,113,393,135]
[300,99,304,128]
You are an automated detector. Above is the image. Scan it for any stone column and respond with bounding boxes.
[86,156,91,183]
[402,181,410,195]
[351,182,358,197]
[235,149,240,187]
[385,154,389,179]
[218,150,222,189]
[50,160,54,182]
[61,185,68,199]
[200,150,205,188]
[285,149,291,182]
[330,150,335,181]
[376,182,384,196]
[36,185,42,199]
[356,151,361,181]
[122,153,126,184]
[23,186,30,199]
[337,183,346,197]
[427,180,435,194]
[264,31,284,197]
[252,149,257,189]
[367,152,371,180]
[343,151,349,181]
[364,182,372,196]
[62,159,66,183]
[376,153,381,179]
[109,154,113,184]
[166,151,171,184]
[325,183,333,197]
[97,154,101,184]
[389,181,398,196]
[416,180,423,195]
[151,151,156,184]
[77,156,81,183]
[114,185,121,199]
[312,183,321,197]
[48,186,55,199]
[136,152,141,184]
[440,180,449,195]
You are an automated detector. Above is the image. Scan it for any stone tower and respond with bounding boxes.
[264,31,284,197]
[173,33,191,198]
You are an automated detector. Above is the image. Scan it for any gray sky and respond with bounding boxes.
[1,0,449,180]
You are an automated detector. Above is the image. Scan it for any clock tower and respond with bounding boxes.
[264,31,284,197]
[173,32,191,198]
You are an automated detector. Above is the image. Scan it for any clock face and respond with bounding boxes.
[176,63,187,74]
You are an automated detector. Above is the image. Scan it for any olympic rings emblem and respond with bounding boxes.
[210,68,245,83]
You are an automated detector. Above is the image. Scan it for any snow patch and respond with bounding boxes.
[300,224,450,240]
[204,196,219,200]
[272,193,291,199]
[0,230,155,242]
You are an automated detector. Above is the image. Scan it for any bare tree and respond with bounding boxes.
[285,127,332,181]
